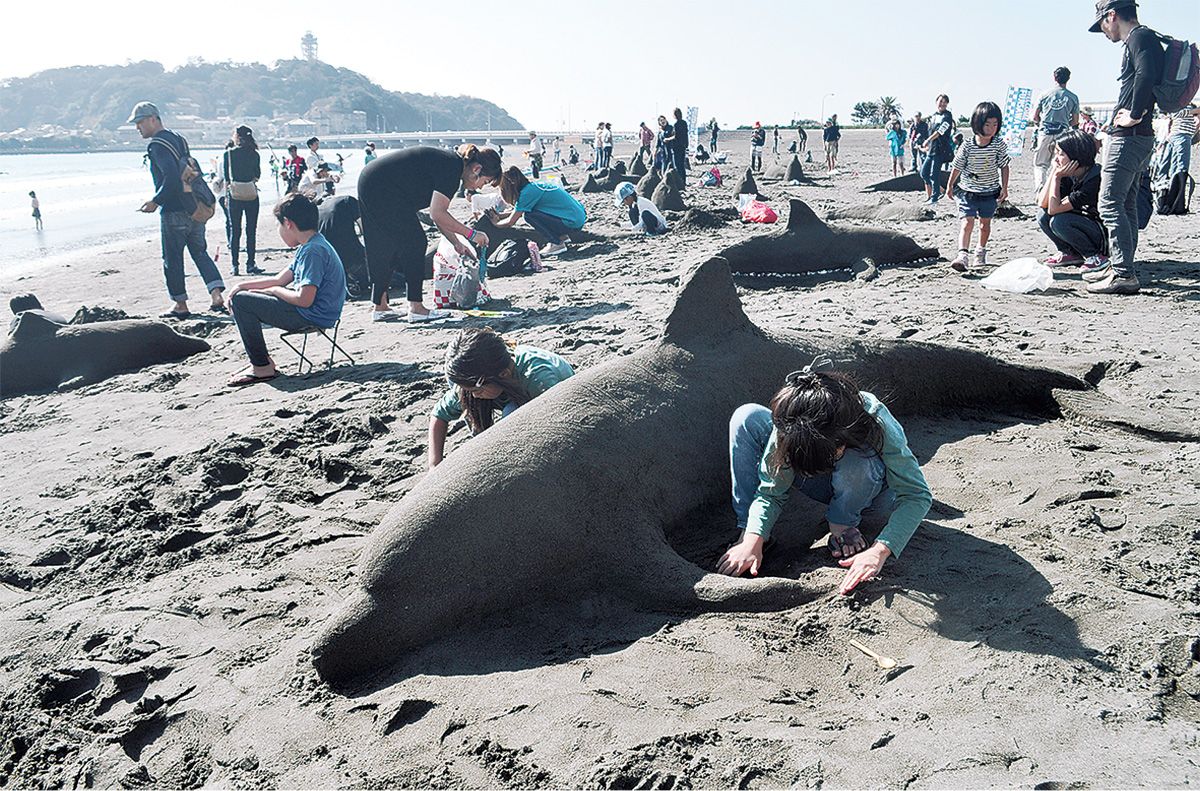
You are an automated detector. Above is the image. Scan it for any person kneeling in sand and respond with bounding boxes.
[427,327,574,468]
[614,182,668,236]
[720,368,931,594]
[225,194,346,387]
[488,166,587,258]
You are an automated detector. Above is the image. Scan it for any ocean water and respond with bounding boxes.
[0,148,365,278]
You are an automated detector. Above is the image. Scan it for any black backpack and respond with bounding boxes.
[486,239,532,277]
[1156,171,1195,215]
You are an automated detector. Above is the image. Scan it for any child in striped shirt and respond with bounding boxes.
[946,101,1010,271]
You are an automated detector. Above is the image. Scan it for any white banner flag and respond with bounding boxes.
[1000,85,1034,157]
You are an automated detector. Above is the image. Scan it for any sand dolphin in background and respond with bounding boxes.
[718,199,939,277]
[311,257,1091,683]
[0,312,210,398]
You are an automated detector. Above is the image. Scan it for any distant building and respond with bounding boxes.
[301,31,318,62]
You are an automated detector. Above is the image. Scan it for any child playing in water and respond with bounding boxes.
[720,368,931,594]
[614,182,668,236]
[30,191,42,231]
[886,120,906,177]
[428,327,575,468]
[946,101,1010,272]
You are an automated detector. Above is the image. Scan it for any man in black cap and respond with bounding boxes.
[1085,0,1164,295]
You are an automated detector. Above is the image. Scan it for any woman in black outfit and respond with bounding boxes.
[223,125,263,275]
[357,144,503,322]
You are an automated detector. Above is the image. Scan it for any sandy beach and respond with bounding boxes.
[2,128,1199,788]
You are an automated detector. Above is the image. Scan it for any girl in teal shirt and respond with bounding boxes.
[428,327,574,468]
[488,166,587,258]
[721,369,931,594]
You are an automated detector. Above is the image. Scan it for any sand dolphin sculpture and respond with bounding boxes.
[863,171,948,193]
[718,199,939,277]
[1,313,210,398]
[311,257,1088,682]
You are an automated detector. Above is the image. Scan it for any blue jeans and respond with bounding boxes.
[231,290,312,367]
[921,150,946,198]
[1037,208,1106,258]
[1168,134,1193,179]
[524,209,573,245]
[729,404,896,532]
[161,210,224,303]
[1099,134,1155,278]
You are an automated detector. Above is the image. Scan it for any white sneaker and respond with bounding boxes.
[950,249,970,272]
[407,309,452,323]
[974,248,987,267]
[540,242,568,257]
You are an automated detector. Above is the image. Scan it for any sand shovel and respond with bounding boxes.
[848,639,896,669]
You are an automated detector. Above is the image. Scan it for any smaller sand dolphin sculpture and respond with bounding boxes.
[719,199,939,278]
[826,199,935,222]
[1,313,210,397]
[863,171,949,193]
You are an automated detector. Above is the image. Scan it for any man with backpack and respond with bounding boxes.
[131,101,226,319]
[1086,0,1164,295]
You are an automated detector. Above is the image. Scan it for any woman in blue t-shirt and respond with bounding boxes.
[488,166,587,258]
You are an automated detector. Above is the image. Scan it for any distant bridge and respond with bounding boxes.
[269,130,563,150]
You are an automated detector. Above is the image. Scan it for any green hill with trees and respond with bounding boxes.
[1,58,521,141]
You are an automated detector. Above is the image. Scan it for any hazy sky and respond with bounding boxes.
[4,0,1197,131]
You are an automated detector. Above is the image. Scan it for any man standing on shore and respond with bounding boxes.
[823,115,842,173]
[1086,0,1164,295]
[1031,67,1081,191]
[131,102,226,319]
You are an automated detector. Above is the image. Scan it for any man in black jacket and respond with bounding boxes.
[1086,0,1164,295]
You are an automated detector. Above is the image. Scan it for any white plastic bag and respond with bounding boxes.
[979,257,1053,293]
[433,238,492,308]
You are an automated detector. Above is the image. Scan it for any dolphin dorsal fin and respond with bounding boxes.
[663,257,756,344]
[786,199,824,231]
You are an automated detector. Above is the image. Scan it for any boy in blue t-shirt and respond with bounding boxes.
[226,193,347,386]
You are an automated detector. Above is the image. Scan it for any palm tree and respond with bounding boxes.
[878,96,902,123]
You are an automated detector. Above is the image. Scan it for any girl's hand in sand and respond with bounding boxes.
[838,542,891,594]
[717,533,764,577]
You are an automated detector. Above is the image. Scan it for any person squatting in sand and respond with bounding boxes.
[130,101,227,319]
[427,327,575,468]
[357,144,502,323]
[225,193,346,387]
[946,101,1010,272]
[1037,129,1109,275]
[489,166,588,258]
[614,182,668,236]
[719,369,931,595]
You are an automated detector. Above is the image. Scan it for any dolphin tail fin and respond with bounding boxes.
[626,540,815,613]
[662,257,758,343]
[786,199,824,231]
